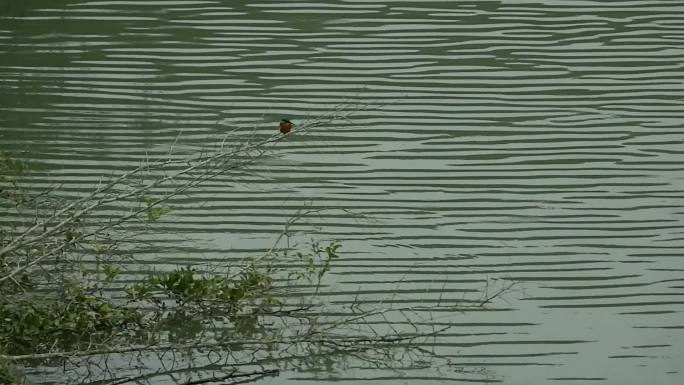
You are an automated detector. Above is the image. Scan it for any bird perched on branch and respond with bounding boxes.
[279,119,293,134]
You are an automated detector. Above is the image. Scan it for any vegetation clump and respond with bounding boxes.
[0,134,369,385]
[0,282,141,355]
[0,121,509,385]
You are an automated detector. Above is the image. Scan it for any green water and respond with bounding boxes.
[1,1,684,384]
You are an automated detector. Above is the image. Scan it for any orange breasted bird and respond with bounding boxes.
[280,119,293,134]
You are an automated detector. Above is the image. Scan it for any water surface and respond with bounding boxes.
[1,1,683,384]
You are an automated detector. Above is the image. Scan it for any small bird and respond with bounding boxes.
[279,119,293,134]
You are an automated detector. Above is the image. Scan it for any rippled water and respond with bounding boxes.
[2,1,684,384]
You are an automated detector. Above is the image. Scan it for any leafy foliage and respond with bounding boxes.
[141,195,173,222]
[0,280,141,355]
[0,238,342,356]
[294,240,340,285]
[127,264,274,309]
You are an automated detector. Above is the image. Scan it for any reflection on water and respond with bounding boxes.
[1,0,684,384]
